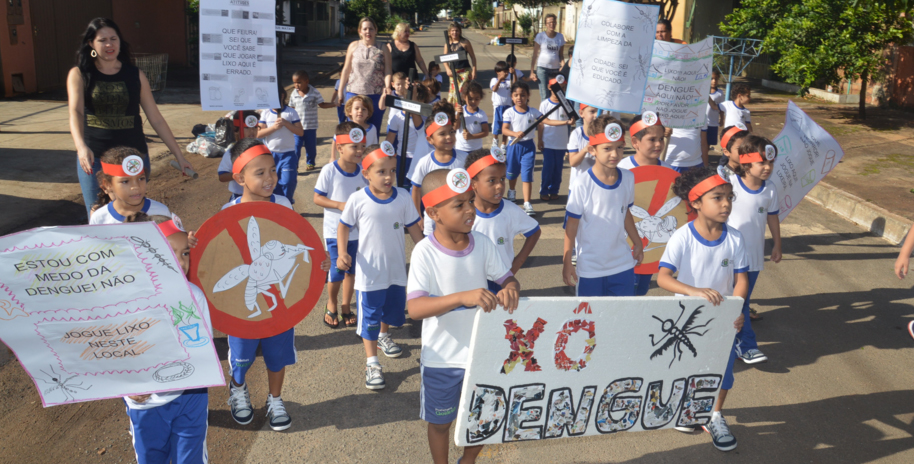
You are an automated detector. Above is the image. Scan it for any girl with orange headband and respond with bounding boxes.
[658,166,749,452]
[717,123,750,180]
[89,146,171,224]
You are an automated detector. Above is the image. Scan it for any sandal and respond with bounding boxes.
[749,308,763,321]
[323,309,340,329]
[340,307,357,328]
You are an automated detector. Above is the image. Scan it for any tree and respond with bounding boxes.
[723,0,914,119]
[341,0,390,31]
[503,0,571,32]
[467,0,494,28]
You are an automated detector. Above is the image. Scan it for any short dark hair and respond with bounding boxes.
[721,125,749,152]
[506,54,517,65]
[736,134,777,174]
[630,113,665,140]
[336,121,362,136]
[463,81,484,98]
[292,69,309,80]
[428,60,440,71]
[423,77,441,96]
[588,114,625,142]
[510,81,529,96]
[732,83,751,97]
[392,71,407,82]
[230,138,266,164]
[429,100,456,127]
[494,61,508,74]
[464,148,496,178]
[672,165,728,209]
[657,18,672,29]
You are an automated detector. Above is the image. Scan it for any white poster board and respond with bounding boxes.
[771,101,845,220]
[199,0,280,111]
[566,0,659,113]
[454,297,741,446]
[0,223,224,407]
[643,38,713,128]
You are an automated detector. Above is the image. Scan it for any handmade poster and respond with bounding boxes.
[190,202,326,339]
[198,0,280,111]
[642,38,714,128]
[0,223,224,407]
[627,166,694,274]
[771,101,845,220]
[454,297,741,446]
[566,0,659,113]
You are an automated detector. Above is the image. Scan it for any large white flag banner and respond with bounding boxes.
[643,38,714,128]
[566,0,659,113]
[0,223,224,407]
[199,0,280,111]
[454,297,741,446]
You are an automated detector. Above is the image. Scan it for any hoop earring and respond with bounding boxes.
[91,50,98,58]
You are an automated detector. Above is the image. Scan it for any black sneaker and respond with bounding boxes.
[227,382,253,425]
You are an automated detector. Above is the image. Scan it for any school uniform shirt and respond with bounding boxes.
[720,101,751,128]
[502,106,542,144]
[472,200,541,268]
[565,168,636,278]
[538,99,570,150]
[124,283,212,410]
[435,75,443,98]
[288,85,324,130]
[489,70,525,107]
[89,199,171,225]
[665,128,703,168]
[217,151,244,196]
[617,156,671,170]
[259,106,301,153]
[387,113,425,159]
[727,177,779,272]
[407,150,469,188]
[406,231,512,368]
[314,161,369,240]
[221,194,293,210]
[567,126,595,188]
[455,107,489,152]
[339,187,421,292]
[706,89,724,128]
[659,222,749,296]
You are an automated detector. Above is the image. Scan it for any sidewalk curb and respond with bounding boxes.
[805,181,910,245]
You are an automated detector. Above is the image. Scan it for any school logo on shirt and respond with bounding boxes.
[497,237,505,245]
[394,222,400,229]
[758,206,766,213]
[721,259,730,267]
[621,205,626,214]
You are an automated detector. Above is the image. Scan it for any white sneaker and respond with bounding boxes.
[228,382,253,425]
[265,395,291,431]
[739,348,768,364]
[507,190,517,201]
[523,202,535,216]
[703,413,737,452]
[377,335,403,358]
[365,362,386,390]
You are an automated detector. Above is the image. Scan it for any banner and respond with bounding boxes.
[771,101,845,220]
[643,38,714,128]
[567,0,659,113]
[0,223,224,407]
[627,166,694,274]
[454,297,741,446]
[199,0,280,111]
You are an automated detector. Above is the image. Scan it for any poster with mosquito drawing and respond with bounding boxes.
[628,165,694,275]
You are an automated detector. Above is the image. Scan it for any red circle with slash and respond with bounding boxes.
[629,166,696,275]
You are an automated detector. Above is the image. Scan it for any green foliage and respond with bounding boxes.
[341,0,390,31]
[517,12,535,36]
[467,0,494,28]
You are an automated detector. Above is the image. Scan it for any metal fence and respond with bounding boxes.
[132,54,169,92]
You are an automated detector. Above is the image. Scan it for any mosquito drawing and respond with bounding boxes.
[38,365,92,402]
[632,49,651,80]
[633,6,654,33]
[631,197,681,251]
[213,217,314,318]
[649,302,714,368]
[580,0,597,28]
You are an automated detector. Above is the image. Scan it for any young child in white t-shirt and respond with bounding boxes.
[256,86,304,202]
[332,94,379,162]
[455,81,490,158]
[717,124,750,181]
[490,60,526,146]
[407,168,520,464]
[89,146,170,224]
[385,82,431,188]
[720,83,752,132]
[537,77,575,201]
[703,70,724,151]
[501,82,543,215]
[567,104,599,191]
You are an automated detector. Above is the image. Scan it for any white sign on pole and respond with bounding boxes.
[199,0,280,111]
[771,101,845,220]
[566,0,659,113]
[0,223,225,407]
[643,38,714,128]
[454,297,741,446]
[275,25,296,33]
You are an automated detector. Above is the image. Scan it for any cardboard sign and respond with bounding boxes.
[497,37,529,45]
[454,297,741,446]
[627,166,694,274]
[0,223,224,407]
[567,0,659,113]
[190,202,326,339]
[435,50,467,64]
[642,38,714,128]
[385,95,433,117]
[771,101,845,220]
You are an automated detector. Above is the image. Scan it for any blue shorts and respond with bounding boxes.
[703,126,719,146]
[420,365,465,424]
[326,238,358,283]
[228,328,296,384]
[670,165,703,174]
[487,280,502,294]
[634,273,653,296]
[723,337,737,390]
[577,268,636,297]
[492,105,511,135]
[507,140,536,183]
[126,388,209,464]
[356,285,407,340]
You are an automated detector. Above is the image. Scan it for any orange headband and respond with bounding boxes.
[232,145,272,174]
[688,175,729,202]
[629,111,660,138]
[589,123,624,146]
[422,169,472,208]
[157,219,183,238]
[425,112,451,137]
[739,152,764,164]
[101,154,145,177]
[362,142,396,170]
[467,149,506,178]
[720,126,747,151]
[335,127,366,145]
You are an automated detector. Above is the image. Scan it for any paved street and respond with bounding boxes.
[1,21,914,463]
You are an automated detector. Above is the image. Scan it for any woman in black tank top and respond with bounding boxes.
[387,22,428,79]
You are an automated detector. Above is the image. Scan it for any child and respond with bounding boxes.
[703,70,724,152]
[894,224,914,339]
[567,104,599,191]
[501,82,542,216]
[455,81,490,158]
[386,83,432,187]
[728,135,782,364]
[720,83,752,132]
[563,115,644,296]
[657,166,748,452]
[89,146,170,224]
[384,72,411,149]
[338,144,425,390]
[665,114,707,173]
[256,85,304,202]
[424,76,442,104]
[490,60,526,146]
[427,61,443,100]
[618,112,671,171]
[290,70,336,171]
[332,95,379,162]
[717,124,750,181]
[407,168,520,464]
[465,147,541,294]
[314,122,370,329]
[537,76,575,201]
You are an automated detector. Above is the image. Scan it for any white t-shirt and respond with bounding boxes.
[538,99,570,150]
[387,112,425,159]
[567,126,594,189]
[455,107,489,152]
[336,123,378,147]
[565,168,636,278]
[259,106,300,153]
[407,231,512,368]
[706,89,724,128]
[660,222,749,296]
[535,32,566,69]
[472,200,541,268]
[407,150,468,188]
[221,194,293,210]
[89,199,171,225]
[665,128,703,168]
[502,106,543,143]
[217,151,244,196]
[339,188,420,291]
[727,177,779,272]
[435,74,443,98]
[617,155,671,170]
[490,70,525,107]
[720,101,751,128]
[314,161,369,241]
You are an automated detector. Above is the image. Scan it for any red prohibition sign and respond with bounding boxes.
[189,202,327,339]
[629,166,695,275]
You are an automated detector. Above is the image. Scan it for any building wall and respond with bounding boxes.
[112,0,188,66]
[0,0,38,95]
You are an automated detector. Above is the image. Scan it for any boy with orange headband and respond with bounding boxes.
[717,123,750,181]
[617,111,671,170]
[338,144,424,390]
[407,168,520,464]
[658,166,748,452]
[90,147,170,224]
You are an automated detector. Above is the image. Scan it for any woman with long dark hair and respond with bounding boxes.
[68,17,193,218]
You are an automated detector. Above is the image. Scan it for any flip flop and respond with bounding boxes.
[749,308,763,321]
[323,309,340,329]
[340,308,357,328]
